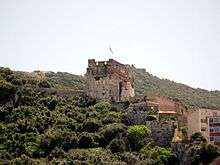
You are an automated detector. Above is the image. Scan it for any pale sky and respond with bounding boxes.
[0,0,220,90]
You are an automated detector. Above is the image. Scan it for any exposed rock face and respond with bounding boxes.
[85,59,135,102]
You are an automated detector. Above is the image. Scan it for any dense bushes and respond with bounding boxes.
[128,125,151,151]
[100,123,127,146]
[0,67,13,78]
[108,138,126,153]
[94,101,111,112]
[38,80,51,88]
[3,67,219,164]
[185,133,220,165]
[78,132,97,148]
[81,119,101,132]
[140,144,177,165]
[187,142,220,165]
[0,83,181,165]
[40,129,78,152]
[190,132,207,143]
[0,80,16,102]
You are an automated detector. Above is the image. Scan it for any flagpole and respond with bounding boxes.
[109,45,114,60]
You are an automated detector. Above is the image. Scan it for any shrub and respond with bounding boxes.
[94,101,111,112]
[128,125,151,151]
[187,143,220,165]
[10,78,23,86]
[140,144,177,165]
[40,129,78,155]
[0,150,12,160]
[146,115,157,121]
[102,116,118,125]
[38,80,51,88]
[100,123,127,146]
[81,119,101,133]
[9,154,39,165]
[65,148,117,164]
[47,98,58,110]
[190,132,207,143]
[39,97,58,111]
[108,111,124,119]
[0,67,13,79]
[78,132,96,148]
[0,80,16,101]
[76,96,96,107]
[108,138,126,153]
[0,106,12,121]
[48,147,65,161]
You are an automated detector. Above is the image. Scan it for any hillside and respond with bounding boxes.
[0,67,179,164]
[129,66,220,109]
[10,66,220,109]
[1,66,220,164]
[45,67,220,109]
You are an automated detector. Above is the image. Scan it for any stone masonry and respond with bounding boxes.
[147,121,176,147]
[85,59,135,102]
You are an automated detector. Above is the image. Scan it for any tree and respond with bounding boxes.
[128,125,151,151]
[38,80,51,88]
[187,143,220,165]
[108,138,126,153]
[140,144,177,165]
[100,123,127,146]
[0,67,13,79]
[0,80,16,102]
[81,119,101,133]
[94,101,111,112]
[78,132,95,148]
[190,132,207,143]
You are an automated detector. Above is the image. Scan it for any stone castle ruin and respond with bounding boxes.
[85,58,188,148]
[85,59,135,102]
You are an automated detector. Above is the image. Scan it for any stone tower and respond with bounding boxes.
[85,59,135,102]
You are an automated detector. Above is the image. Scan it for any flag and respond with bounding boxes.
[109,46,114,54]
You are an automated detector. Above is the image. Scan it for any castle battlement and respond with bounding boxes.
[86,59,130,79]
[86,59,135,102]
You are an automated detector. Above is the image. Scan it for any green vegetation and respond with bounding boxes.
[128,125,151,151]
[0,67,180,164]
[0,80,16,102]
[130,66,220,109]
[1,67,220,164]
[37,80,51,88]
[186,132,220,165]
[190,132,207,143]
[140,144,177,165]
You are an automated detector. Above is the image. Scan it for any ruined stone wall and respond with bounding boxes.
[149,96,187,127]
[86,59,135,102]
[86,77,120,101]
[147,121,176,147]
[149,96,186,113]
[120,81,135,101]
